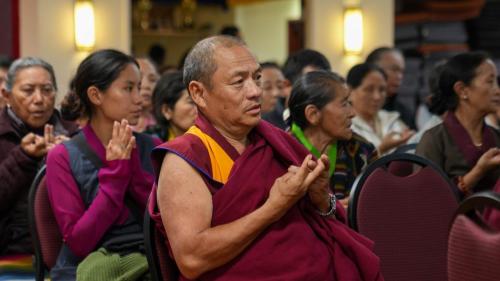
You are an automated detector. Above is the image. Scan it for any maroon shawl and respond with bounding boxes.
[149,115,383,281]
[444,112,500,190]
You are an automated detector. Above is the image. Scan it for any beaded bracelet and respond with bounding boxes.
[316,193,336,217]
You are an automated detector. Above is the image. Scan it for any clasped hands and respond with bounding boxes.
[21,124,69,158]
[106,119,136,161]
[268,154,331,215]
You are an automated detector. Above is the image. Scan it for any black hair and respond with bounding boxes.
[60,78,79,121]
[426,61,447,115]
[0,55,13,69]
[288,70,345,129]
[148,43,166,68]
[430,51,490,112]
[365,47,401,64]
[282,49,331,84]
[346,63,387,89]
[220,25,240,37]
[66,49,139,120]
[152,71,186,133]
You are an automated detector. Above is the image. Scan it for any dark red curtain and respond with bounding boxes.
[0,0,20,59]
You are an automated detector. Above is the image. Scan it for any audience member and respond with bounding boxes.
[416,51,500,196]
[264,49,331,129]
[408,62,448,144]
[46,49,160,281]
[366,47,416,129]
[348,63,414,155]
[220,25,242,40]
[0,56,13,109]
[0,57,76,274]
[145,71,197,141]
[148,43,166,70]
[133,58,159,133]
[148,36,382,281]
[288,70,377,208]
[260,62,286,114]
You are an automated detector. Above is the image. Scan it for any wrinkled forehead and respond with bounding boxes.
[213,45,259,72]
[15,66,54,84]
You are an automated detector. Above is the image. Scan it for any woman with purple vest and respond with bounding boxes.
[46,49,160,281]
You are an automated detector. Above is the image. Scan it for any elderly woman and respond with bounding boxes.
[0,58,76,269]
[416,52,500,196]
[145,71,197,141]
[288,70,377,207]
[347,63,414,155]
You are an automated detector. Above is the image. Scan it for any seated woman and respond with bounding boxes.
[0,57,76,277]
[145,71,197,141]
[416,51,500,196]
[46,50,161,281]
[133,58,159,133]
[260,62,287,115]
[347,63,414,155]
[288,70,377,207]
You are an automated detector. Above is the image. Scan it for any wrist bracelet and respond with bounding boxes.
[316,193,336,217]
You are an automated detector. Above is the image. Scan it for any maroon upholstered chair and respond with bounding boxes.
[448,191,500,281]
[144,200,179,281]
[28,165,63,281]
[349,153,460,281]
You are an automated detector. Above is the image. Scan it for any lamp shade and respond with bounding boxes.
[344,7,363,55]
[74,0,95,51]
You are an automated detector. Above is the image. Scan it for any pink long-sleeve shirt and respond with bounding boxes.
[46,125,161,258]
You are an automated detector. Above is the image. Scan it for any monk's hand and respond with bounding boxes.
[21,133,48,158]
[267,155,317,215]
[305,154,331,214]
[106,119,136,161]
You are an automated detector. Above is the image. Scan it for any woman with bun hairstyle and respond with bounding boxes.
[416,51,500,196]
[288,70,377,208]
[46,49,160,280]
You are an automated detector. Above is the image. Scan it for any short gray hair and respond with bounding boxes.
[183,35,246,90]
[5,57,57,92]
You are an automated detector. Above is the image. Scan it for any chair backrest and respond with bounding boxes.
[349,153,460,281]
[144,203,179,281]
[28,165,62,281]
[448,191,500,281]
[393,143,417,154]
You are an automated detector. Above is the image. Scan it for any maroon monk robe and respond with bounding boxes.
[149,114,383,281]
[443,112,500,191]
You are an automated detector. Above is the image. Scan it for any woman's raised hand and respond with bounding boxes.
[44,124,69,151]
[106,119,136,161]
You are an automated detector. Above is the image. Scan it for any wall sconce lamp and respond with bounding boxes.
[74,0,95,51]
[343,7,363,55]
